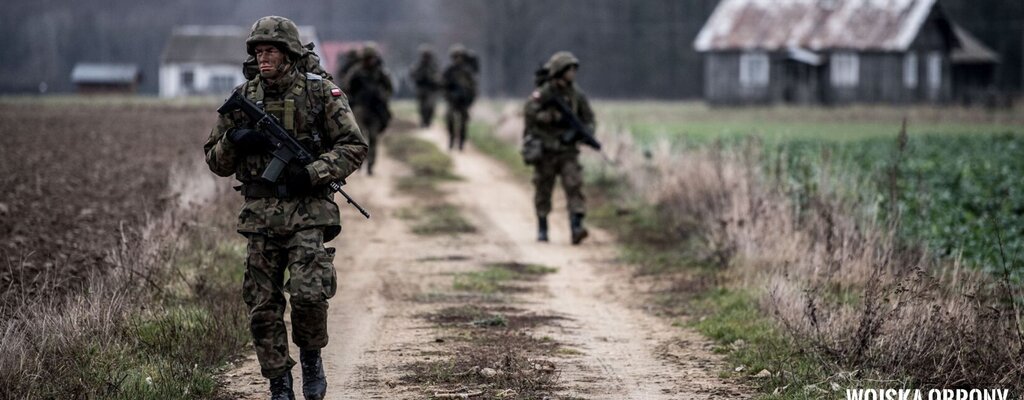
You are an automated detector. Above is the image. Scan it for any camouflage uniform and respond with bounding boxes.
[409,45,441,128]
[342,43,393,175]
[523,51,594,243]
[442,44,478,151]
[335,48,361,84]
[204,16,367,385]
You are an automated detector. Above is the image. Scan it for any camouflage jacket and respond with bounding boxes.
[342,65,393,118]
[204,67,367,240]
[442,63,477,108]
[524,81,595,155]
[409,57,440,90]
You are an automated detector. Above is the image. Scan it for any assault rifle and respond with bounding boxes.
[218,91,371,219]
[544,96,602,151]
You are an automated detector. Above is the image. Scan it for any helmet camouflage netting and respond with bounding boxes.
[247,16,307,57]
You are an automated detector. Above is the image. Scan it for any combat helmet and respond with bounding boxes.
[246,16,307,57]
[544,51,579,78]
[361,42,382,60]
[449,43,468,58]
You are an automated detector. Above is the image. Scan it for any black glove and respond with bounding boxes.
[227,128,269,153]
[285,163,313,195]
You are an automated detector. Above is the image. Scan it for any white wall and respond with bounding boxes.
[159,63,246,97]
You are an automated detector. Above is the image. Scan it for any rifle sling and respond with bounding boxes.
[236,182,330,199]
[237,182,291,198]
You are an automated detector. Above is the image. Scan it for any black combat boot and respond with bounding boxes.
[570,212,589,245]
[268,371,295,400]
[537,216,549,242]
[300,349,327,400]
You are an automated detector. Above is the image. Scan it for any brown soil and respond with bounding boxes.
[0,104,214,313]
[218,124,749,399]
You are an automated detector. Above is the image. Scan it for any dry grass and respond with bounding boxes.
[470,100,1024,393]
[0,108,250,399]
[597,123,1024,390]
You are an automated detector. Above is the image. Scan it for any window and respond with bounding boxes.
[903,53,918,89]
[181,70,195,90]
[830,52,859,87]
[739,52,770,87]
[926,51,942,90]
[210,75,235,94]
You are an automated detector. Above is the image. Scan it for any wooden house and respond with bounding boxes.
[693,0,996,105]
[70,63,141,94]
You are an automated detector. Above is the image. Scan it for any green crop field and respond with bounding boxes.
[594,101,1024,142]
[595,101,1024,280]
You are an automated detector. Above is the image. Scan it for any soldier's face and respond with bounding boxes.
[254,44,286,80]
[561,66,578,83]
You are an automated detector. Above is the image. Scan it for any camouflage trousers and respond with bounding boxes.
[354,107,385,174]
[446,105,470,150]
[532,152,585,217]
[243,228,337,379]
[416,91,438,127]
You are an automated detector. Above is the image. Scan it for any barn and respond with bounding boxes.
[159,25,320,98]
[70,63,141,94]
[693,0,998,105]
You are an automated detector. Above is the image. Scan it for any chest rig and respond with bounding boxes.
[237,73,329,195]
[245,73,327,148]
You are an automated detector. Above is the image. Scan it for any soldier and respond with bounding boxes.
[342,42,393,176]
[523,51,594,245]
[335,47,361,82]
[204,16,367,400]
[442,44,478,151]
[409,44,441,128]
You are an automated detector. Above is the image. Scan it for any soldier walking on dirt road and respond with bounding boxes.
[409,44,441,128]
[342,42,393,176]
[442,44,478,151]
[334,47,361,83]
[204,16,367,400]
[522,51,595,245]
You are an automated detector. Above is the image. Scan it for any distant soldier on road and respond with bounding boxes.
[204,16,367,400]
[442,44,478,151]
[335,47,361,82]
[523,51,595,244]
[409,44,441,128]
[342,42,393,176]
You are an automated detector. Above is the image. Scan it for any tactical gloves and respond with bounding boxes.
[227,128,269,153]
[285,163,314,195]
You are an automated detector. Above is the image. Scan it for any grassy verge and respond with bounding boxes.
[402,261,566,399]
[593,198,854,398]
[386,131,476,236]
[467,116,889,398]
[3,196,251,400]
[398,203,477,235]
[452,262,558,294]
[468,122,532,180]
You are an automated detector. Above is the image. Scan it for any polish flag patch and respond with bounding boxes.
[330,88,342,97]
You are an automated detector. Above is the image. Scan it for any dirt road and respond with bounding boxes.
[219,125,746,399]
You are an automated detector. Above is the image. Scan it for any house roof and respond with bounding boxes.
[70,63,140,84]
[161,25,321,65]
[950,23,1000,64]
[694,0,942,52]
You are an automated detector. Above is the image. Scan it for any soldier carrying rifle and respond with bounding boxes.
[204,15,367,400]
[522,51,599,245]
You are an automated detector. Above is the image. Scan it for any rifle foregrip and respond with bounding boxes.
[261,158,287,182]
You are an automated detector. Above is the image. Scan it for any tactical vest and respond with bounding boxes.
[236,73,328,185]
[537,83,581,153]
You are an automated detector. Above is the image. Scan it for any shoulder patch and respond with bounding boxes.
[330,87,342,97]
[305,72,323,81]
